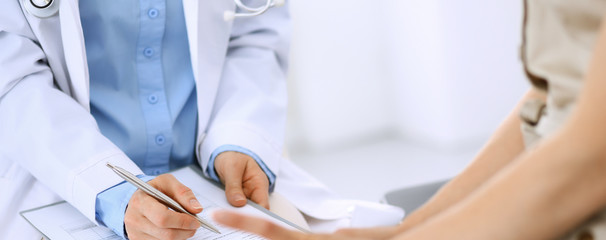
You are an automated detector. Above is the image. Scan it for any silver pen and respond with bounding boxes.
[106,163,221,234]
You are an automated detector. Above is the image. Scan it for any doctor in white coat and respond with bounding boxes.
[0,0,293,239]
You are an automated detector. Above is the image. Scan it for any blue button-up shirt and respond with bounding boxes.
[79,0,275,237]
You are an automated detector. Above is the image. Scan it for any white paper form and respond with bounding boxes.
[21,166,300,240]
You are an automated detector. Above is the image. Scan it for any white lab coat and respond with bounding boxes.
[0,0,404,238]
[0,0,292,238]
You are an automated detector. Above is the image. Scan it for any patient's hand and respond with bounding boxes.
[213,210,402,240]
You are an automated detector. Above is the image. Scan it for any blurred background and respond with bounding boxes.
[284,0,529,202]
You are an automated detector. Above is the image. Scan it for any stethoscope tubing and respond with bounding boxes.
[24,0,60,18]
[235,0,273,12]
[226,0,283,21]
[233,0,272,18]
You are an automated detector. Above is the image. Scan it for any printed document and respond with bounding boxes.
[21,166,298,240]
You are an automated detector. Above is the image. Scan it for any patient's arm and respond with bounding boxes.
[314,87,545,239]
[397,87,544,232]
[311,88,545,239]
[324,87,544,239]
[393,16,606,240]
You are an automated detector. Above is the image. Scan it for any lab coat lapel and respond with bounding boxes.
[183,0,234,138]
[59,0,90,111]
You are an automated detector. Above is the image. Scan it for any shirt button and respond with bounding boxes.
[148,94,158,104]
[153,169,162,175]
[148,8,159,18]
[155,135,165,145]
[143,47,154,58]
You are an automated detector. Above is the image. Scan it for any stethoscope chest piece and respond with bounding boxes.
[24,0,59,18]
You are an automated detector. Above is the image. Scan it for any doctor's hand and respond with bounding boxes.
[214,151,270,209]
[124,174,202,240]
[213,210,399,240]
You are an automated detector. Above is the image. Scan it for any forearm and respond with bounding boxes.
[400,88,544,230]
[396,15,606,239]
[394,124,606,239]
[199,2,289,177]
[0,36,142,225]
[0,74,144,224]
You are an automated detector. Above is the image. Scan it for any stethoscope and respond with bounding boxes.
[24,0,284,21]
[24,0,59,18]
[223,0,284,21]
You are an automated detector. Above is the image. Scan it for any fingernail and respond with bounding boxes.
[190,199,202,209]
[233,194,246,203]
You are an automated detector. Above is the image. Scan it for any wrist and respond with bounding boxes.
[95,175,155,238]
[398,209,429,232]
[398,219,416,232]
[208,144,276,191]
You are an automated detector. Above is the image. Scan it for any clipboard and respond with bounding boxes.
[21,165,306,240]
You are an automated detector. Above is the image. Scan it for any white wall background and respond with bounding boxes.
[285,0,529,201]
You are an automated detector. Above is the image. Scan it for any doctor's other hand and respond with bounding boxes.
[213,210,396,240]
[214,151,270,209]
[124,174,202,240]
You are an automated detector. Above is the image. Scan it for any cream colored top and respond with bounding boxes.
[522,0,606,146]
[522,1,606,238]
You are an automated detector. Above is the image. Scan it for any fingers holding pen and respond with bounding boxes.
[126,208,197,240]
[141,193,200,230]
[151,174,204,214]
[125,175,202,240]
